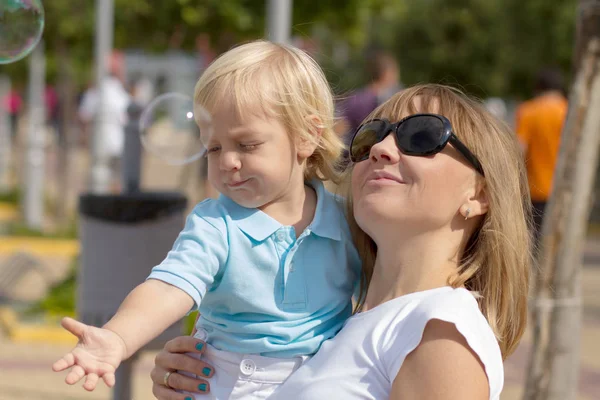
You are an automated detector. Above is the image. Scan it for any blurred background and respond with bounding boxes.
[1,0,599,399]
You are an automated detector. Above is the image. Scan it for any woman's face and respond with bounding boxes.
[350,113,482,241]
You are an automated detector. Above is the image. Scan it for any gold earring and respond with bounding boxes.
[464,208,471,220]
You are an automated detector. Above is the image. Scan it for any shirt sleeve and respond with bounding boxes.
[515,103,532,149]
[146,200,229,310]
[379,290,503,398]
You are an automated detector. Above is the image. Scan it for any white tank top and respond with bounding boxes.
[270,286,504,399]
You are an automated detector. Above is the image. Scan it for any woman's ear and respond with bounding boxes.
[296,115,323,160]
[462,181,489,219]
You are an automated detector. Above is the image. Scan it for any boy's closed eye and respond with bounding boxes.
[206,145,221,154]
[239,142,263,151]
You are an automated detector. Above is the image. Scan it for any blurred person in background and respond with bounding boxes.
[484,97,508,122]
[2,85,23,141]
[78,52,131,192]
[45,84,61,145]
[336,51,402,168]
[515,67,568,248]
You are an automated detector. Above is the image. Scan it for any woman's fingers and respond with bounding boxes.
[152,381,197,400]
[154,352,214,379]
[164,336,206,355]
[150,367,210,395]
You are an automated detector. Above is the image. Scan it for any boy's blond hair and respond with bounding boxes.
[194,40,343,183]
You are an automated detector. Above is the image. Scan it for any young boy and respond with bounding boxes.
[53,40,361,399]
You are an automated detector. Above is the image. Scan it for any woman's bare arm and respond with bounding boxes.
[390,319,489,400]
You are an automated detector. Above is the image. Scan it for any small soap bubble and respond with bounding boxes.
[0,0,45,64]
[139,92,212,165]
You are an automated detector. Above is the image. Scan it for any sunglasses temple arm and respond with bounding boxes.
[449,136,485,176]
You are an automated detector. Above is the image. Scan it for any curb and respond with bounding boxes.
[0,237,80,258]
[0,307,76,345]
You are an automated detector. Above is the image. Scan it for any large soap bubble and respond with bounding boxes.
[139,92,211,165]
[0,0,45,64]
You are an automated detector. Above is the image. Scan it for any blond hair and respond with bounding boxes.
[193,40,343,182]
[343,84,533,359]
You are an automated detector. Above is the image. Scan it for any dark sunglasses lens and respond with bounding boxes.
[351,120,387,161]
[397,116,445,154]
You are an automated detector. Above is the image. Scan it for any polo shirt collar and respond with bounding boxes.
[308,180,343,241]
[218,195,282,242]
[217,179,343,242]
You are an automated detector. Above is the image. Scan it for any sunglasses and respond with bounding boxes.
[349,113,485,176]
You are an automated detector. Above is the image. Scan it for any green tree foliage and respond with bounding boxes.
[376,0,576,98]
[0,0,577,99]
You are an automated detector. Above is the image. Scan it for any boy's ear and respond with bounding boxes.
[296,115,323,160]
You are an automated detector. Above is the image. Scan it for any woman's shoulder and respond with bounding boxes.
[380,287,504,399]
[412,286,482,317]
[397,287,502,361]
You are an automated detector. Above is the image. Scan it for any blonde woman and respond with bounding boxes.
[151,84,532,400]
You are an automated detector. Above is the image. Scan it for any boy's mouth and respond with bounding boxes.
[227,178,250,188]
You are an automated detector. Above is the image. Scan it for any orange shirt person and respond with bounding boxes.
[515,67,568,243]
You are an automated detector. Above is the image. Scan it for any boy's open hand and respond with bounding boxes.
[51,317,127,391]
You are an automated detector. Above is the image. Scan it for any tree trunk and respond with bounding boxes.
[55,41,76,226]
[523,1,600,399]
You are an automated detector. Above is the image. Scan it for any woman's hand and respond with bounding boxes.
[151,336,214,399]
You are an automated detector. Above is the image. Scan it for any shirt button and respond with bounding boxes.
[195,329,208,341]
[276,230,286,241]
[289,263,295,272]
[240,359,256,376]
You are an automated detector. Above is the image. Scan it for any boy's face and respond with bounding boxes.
[198,101,305,209]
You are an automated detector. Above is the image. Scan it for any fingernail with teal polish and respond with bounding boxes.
[185,397,193,400]
[198,383,208,392]
[195,342,204,351]
[202,367,211,377]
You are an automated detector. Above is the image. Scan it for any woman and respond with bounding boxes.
[150,84,532,399]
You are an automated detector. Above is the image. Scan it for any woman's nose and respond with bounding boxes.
[370,134,400,164]
[220,151,241,171]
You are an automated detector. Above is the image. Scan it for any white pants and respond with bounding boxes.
[181,334,308,399]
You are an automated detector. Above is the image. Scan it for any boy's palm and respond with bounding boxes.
[52,317,126,391]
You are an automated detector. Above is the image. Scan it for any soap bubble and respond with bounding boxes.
[0,0,45,64]
[139,92,212,165]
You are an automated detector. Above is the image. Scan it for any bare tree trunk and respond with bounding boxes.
[523,1,600,399]
[56,41,76,226]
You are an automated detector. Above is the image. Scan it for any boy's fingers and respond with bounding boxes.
[103,372,116,388]
[65,365,86,385]
[61,317,87,338]
[83,373,99,391]
[52,353,75,372]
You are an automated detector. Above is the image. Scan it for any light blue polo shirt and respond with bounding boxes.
[147,180,361,358]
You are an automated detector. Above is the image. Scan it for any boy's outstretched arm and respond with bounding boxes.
[52,279,194,391]
[103,279,194,359]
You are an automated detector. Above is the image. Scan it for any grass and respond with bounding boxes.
[0,188,21,204]
[24,258,78,318]
[7,219,78,239]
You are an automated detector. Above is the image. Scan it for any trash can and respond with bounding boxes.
[78,191,187,399]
